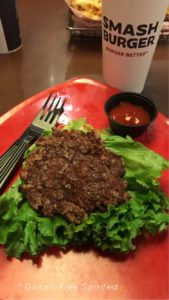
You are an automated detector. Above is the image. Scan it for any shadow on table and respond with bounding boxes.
[9,229,167,267]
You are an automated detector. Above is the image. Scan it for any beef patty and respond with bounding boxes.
[20,129,129,224]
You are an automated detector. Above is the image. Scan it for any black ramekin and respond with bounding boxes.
[104,92,158,137]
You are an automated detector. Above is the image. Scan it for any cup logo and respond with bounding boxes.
[103,17,159,49]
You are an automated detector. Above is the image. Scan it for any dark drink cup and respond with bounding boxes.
[0,0,22,53]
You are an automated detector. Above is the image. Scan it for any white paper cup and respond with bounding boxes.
[0,0,22,54]
[102,0,169,93]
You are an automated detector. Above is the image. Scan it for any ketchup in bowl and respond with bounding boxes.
[104,92,158,137]
[109,101,150,126]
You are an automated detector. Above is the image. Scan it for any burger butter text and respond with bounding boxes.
[103,17,159,49]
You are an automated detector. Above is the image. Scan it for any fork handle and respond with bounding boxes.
[0,134,35,193]
[1,128,32,165]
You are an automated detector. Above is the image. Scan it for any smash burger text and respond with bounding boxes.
[103,17,159,49]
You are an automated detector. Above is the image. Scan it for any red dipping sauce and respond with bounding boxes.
[109,101,150,126]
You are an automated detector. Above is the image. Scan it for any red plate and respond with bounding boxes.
[0,77,169,300]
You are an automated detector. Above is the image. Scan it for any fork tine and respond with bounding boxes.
[49,97,66,125]
[60,98,66,111]
[42,94,52,109]
[53,96,62,111]
[44,95,57,121]
[34,94,52,120]
[48,96,62,123]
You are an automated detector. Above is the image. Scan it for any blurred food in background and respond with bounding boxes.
[160,7,169,38]
[70,0,101,18]
[65,0,101,22]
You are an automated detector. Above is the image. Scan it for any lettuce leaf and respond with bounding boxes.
[101,130,169,186]
[0,119,168,258]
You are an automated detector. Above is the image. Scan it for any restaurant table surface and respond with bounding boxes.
[0,0,168,117]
